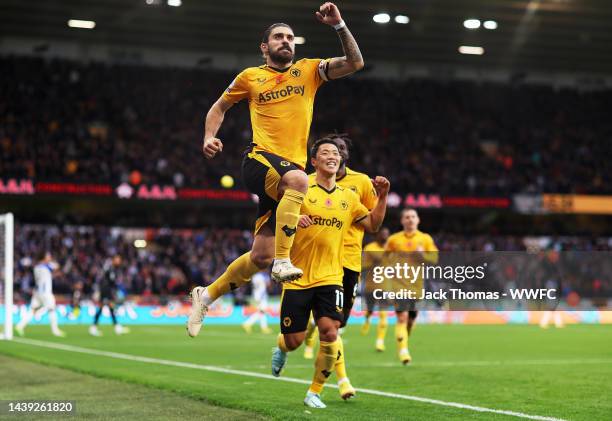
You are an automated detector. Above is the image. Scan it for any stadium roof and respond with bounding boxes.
[1,0,612,75]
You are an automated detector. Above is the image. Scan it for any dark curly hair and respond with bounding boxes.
[262,23,293,43]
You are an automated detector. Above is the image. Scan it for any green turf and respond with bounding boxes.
[0,324,610,420]
[0,354,265,420]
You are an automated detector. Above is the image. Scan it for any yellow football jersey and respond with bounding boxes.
[308,168,377,271]
[385,230,439,291]
[222,58,328,169]
[286,183,369,290]
[385,230,438,253]
[362,240,387,293]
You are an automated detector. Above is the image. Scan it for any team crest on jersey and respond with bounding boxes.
[280,160,290,167]
[290,68,301,78]
[325,198,333,207]
[283,317,292,327]
[340,200,348,210]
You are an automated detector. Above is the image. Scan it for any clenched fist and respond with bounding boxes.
[315,2,343,26]
[371,176,390,197]
[203,137,223,159]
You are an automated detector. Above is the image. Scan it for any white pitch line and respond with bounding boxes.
[225,358,612,370]
[11,338,565,421]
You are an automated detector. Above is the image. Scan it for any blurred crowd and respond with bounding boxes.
[12,225,611,300]
[1,56,611,194]
[15,224,252,298]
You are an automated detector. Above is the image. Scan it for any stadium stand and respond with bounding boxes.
[1,56,610,194]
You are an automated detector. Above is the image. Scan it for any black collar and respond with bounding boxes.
[267,64,292,73]
[316,184,337,194]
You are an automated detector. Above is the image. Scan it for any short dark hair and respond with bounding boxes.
[322,132,353,151]
[310,137,340,158]
[262,23,292,43]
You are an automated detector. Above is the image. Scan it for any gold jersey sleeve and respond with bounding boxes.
[336,168,378,272]
[286,184,368,290]
[221,58,328,169]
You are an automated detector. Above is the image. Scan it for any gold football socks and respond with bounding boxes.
[206,252,259,302]
[309,340,339,394]
[274,189,305,259]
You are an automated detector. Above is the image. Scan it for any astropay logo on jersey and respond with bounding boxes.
[258,85,305,102]
[309,215,344,229]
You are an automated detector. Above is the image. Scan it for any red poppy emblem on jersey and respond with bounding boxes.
[325,198,332,207]
[406,241,412,248]
[275,75,284,84]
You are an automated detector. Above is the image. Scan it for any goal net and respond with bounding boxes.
[0,213,14,340]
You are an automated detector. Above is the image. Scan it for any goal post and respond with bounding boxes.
[0,213,14,340]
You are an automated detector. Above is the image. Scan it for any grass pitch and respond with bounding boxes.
[0,354,262,420]
[0,324,610,420]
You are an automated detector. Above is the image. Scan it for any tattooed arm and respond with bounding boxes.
[315,2,364,79]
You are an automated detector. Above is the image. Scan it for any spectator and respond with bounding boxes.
[1,56,610,194]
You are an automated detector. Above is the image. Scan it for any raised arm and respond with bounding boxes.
[357,177,390,233]
[203,97,233,159]
[315,2,364,80]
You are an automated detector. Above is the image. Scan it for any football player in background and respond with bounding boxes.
[385,208,438,364]
[89,254,129,336]
[361,227,390,352]
[15,251,65,337]
[242,270,272,334]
